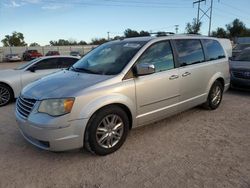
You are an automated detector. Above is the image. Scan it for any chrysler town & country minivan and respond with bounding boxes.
[16,35,230,155]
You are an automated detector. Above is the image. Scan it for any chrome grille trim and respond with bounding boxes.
[233,71,250,80]
[16,96,37,119]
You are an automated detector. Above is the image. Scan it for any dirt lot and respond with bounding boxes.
[0,62,250,188]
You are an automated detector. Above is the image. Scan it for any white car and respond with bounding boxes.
[0,56,79,106]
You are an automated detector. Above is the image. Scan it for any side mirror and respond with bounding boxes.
[28,66,36,72]
[134,63,155,76]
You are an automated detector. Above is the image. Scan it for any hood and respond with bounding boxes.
[21,70,114,100]
[229,61,250,70]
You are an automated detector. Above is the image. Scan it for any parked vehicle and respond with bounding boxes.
[45,51,60,56]
[16,35,230,155]
[5,54,22,62]
[230,47,250,89]
[232,43,250,59]
[0,56,79,106]
[23,50,43,61]
[70,51,81,58]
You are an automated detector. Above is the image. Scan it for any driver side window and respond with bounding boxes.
[136,41,175,72]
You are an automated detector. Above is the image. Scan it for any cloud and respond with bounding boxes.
[3,0,41,8]
[41,4,67,10]
[22,0,40,3]
[4,0,22,8]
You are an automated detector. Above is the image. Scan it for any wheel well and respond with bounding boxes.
[0,82,14,98]
[216,78,225,90]
[93,103,133,130]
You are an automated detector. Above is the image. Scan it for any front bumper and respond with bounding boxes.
[16,110,89,151]
[231,77,250,89]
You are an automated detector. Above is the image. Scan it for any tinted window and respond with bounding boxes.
[136,41,175,72]
[175,39,205,66]
[203,39,225,61]
[235,49,250,61]
[233,44,250,51]
[58,58,78,68]
[34,58,59,70]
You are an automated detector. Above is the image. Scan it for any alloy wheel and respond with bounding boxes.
[211,86,222,106]
[0,86,11,106]
[96,114,124,149]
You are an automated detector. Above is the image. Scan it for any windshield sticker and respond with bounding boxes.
[123,43,141,48]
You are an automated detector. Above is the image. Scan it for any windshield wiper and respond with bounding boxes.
[71,66,99,74]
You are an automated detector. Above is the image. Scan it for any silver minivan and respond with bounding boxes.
[16,35,230,155]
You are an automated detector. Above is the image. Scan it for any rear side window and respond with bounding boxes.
[58,58,78,68]
[136,41,175,72]
[203,39,225,61]
[175,39,205,66]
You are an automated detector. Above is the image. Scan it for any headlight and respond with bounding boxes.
[38,98,75,116]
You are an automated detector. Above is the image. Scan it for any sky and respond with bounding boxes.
[1,0,250,46]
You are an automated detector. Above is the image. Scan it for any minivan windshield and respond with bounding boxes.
[70,40,147,75]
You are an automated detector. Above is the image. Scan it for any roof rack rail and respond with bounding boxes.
[150,32,175,37]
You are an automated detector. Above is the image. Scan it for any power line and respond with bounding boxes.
[40,0,192,9]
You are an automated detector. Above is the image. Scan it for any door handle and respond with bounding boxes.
[182,72,191,77]
[169,75,179,80]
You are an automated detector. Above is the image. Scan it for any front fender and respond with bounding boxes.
[77,93,137,127]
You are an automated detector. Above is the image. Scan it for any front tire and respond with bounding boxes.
[203,81,223,110]
[84,105,129,155]
[0,84,13,107]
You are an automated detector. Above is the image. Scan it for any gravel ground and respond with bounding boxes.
[0,62,250,188]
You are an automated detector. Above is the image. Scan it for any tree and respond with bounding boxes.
[49,39,88,46]
[185,18,202,34]
[139,31,150,37]
[211,27,228,38]
[1,31,27,46]
[226,19,248,38]
[90,38,108,45]
[124,29,140,38]
[124,29,150,38]
[29,42,40,47]
[78,40,87,45]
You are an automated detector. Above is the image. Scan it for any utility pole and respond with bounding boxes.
[107,32,110,41]
[208,0,214,36]
[174,25,179,34]
[193,0,205,24]
[193,0,218,36]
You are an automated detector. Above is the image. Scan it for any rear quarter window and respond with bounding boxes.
[203,39,225,61]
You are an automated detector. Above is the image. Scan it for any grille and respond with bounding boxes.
[233,71,250,80]
[16,96,37,118]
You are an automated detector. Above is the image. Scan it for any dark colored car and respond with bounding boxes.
[230,47,250,89]
[23,50,43,61]
[45,51,60,56]
[232,43,250,59]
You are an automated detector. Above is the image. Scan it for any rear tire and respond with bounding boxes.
[203,80,223,110]
[0,84,14,107]
[84,105,129,156]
